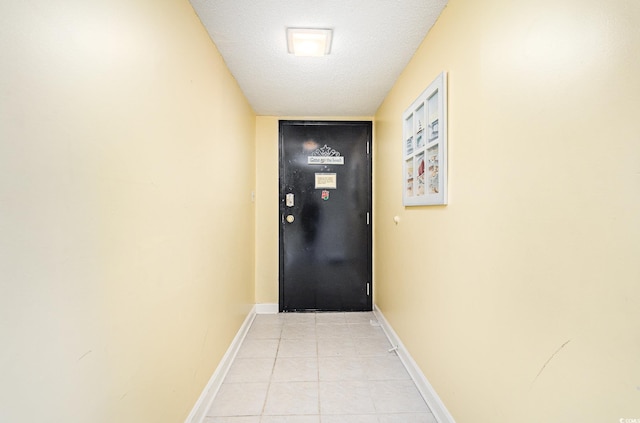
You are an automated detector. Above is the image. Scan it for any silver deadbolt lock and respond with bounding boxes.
[286,215,295,223]
[286,193,294,207]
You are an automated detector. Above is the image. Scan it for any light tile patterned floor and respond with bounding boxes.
[204,312,437,423]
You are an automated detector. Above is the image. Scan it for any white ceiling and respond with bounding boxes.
[189,0,448,116]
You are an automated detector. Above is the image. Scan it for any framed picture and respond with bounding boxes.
[402,72,447,206]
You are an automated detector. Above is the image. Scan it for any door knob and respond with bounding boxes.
[285,215,295,223]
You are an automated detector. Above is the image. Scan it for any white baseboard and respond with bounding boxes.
[373,305,456,423]
[185,305,257,423]
[255,303,279,314]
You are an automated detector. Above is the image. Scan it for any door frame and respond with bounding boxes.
[278,120,373,312]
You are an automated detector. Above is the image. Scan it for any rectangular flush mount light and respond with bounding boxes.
[287,28,333,56]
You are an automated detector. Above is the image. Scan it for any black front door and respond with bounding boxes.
[279,120,372,312]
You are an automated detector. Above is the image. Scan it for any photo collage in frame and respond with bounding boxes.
[402,72,447,206]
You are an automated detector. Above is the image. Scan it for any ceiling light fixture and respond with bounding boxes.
[286,28,333,57]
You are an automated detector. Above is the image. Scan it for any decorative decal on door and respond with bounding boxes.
[321,190,330,201]
[308,144,345,165]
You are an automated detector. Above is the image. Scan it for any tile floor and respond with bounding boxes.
[203,312,437,423]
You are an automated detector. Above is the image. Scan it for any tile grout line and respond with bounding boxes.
[316,315,321,418]
[260,327,279,417]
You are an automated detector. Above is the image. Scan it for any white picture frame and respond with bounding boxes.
[402,72,448,206]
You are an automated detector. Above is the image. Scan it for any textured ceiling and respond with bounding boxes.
[189,0,448,116]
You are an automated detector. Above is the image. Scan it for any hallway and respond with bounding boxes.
[3,0,638,421]
[204,312,436,422]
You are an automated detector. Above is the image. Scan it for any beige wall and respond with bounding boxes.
[374,0,640,422]
[0,0,255,422]
[254,116,373,305]
[254,117,280,304]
